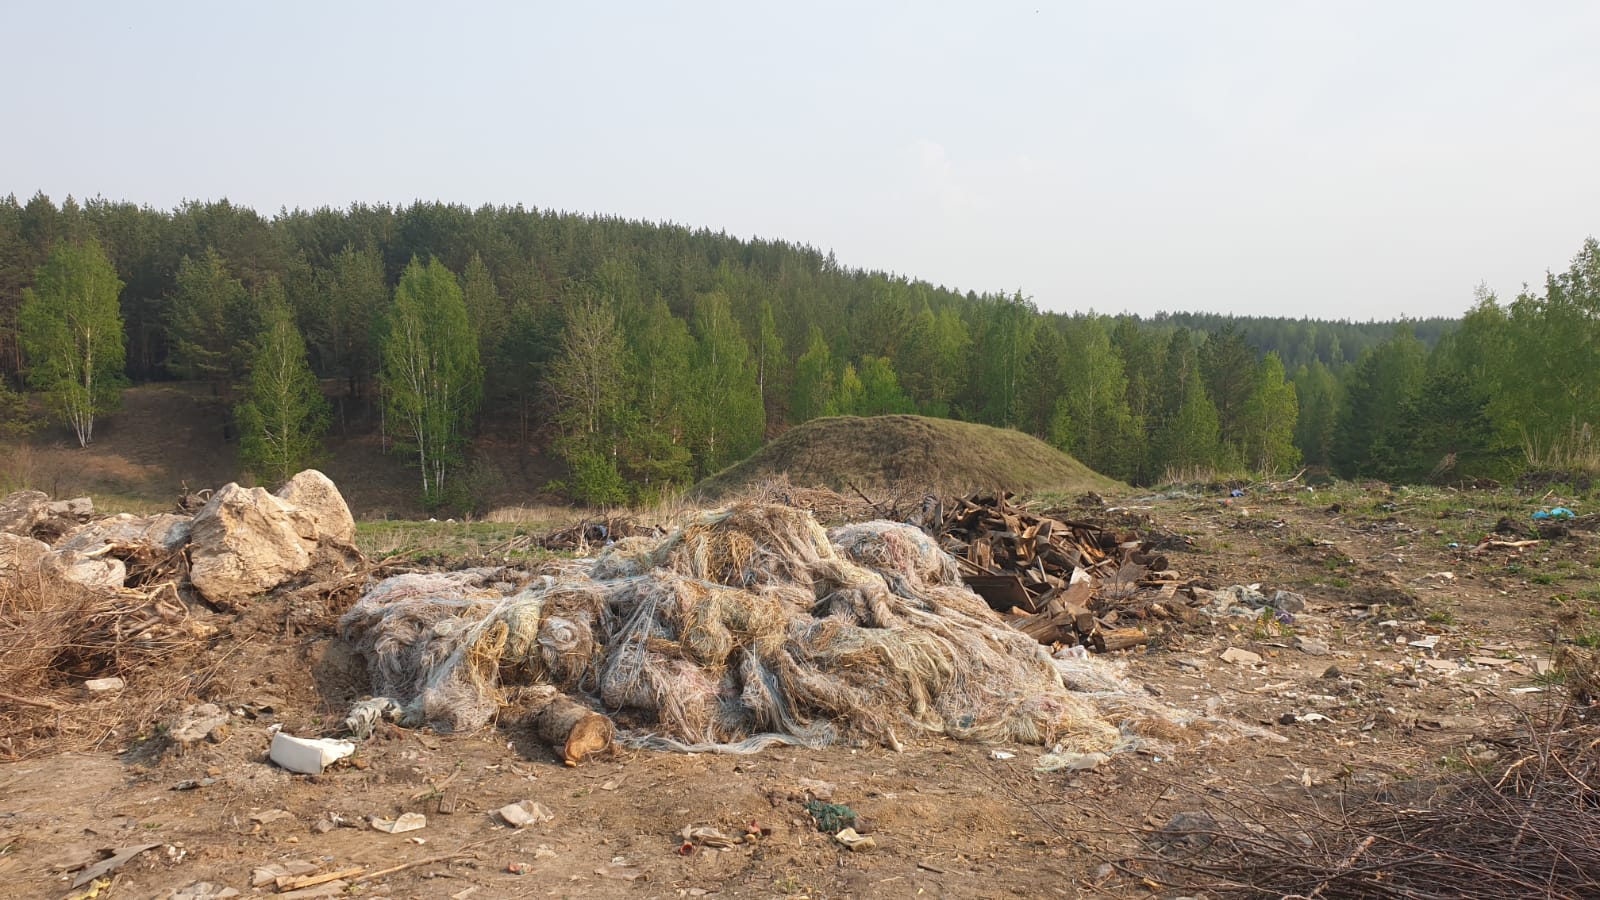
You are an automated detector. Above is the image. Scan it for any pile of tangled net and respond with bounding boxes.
[342,504,1143,754]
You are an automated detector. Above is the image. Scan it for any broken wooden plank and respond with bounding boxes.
[963,574,1036,613]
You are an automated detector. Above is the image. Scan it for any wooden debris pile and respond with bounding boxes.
[929,493,1199,652]
[536,516,665,553]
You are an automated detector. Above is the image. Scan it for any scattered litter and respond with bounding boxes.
[71,843,160,888]
[1036,749,1110,772]
[596,860,646,881]
[162,882,240,900]
[680,825,740,849]
[506,862,532,875]
[343,697,402,740]
[834,827,877,852]
[269,733,356,775]
[804,801,859,833]
[370,812,426,833]
[795,778,836,801]
[989,750,1016,760]
[1532,507,1575,521]
[252,861,319,888]
[84,677,124,693]
[249,809,295,825]
[495,800,554,829]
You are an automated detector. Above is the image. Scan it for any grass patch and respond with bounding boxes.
[355,520,558,563]
[693,414,1123,501]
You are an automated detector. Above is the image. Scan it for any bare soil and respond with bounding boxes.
[9,384,563,518]
[2,483,1595,899]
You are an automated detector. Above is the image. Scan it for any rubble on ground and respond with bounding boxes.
[0,471,364,759]
[925,492,1200,651]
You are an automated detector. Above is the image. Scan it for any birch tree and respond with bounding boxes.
[18,239,125,446]
[237,279,329,483]
[379,258,481,503]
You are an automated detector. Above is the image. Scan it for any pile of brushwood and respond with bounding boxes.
[0,471,362,759]
[1116,716,1600,899]
[927,493,1202,651]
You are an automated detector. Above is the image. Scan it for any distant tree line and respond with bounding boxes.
[0,193,1593,506]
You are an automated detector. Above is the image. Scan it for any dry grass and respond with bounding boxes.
[694,415,1123,501]
[0,574,210,760]
[1523,420,1600,476]
[1106,714,1600,899]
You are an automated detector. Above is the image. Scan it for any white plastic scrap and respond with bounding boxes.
[343,697,402,740]
[1036,750,1110,773]
[269,732,356,775]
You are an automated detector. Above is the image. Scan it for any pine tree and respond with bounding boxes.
[379,258,482,504]
[237,278,329,484]
[18,239,126,446]
[754,299,786,427]
[1155,364,1222,476]
[167,247,256,393]
[1333,330,1426,479]
[1238,352,1300,473]
[460,251,504,368]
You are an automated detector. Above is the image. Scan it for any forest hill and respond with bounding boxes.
[1,195,1595,507]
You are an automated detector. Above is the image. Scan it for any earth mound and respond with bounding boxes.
[695,415,1122,500]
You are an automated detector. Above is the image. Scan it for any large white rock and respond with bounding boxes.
[57,513,192,556]
[0,532,50,582]
[41,549,128,591]
[186,471,360,610]
[0,490,49,536]
[275,470,356,548]
[188,484,312,609]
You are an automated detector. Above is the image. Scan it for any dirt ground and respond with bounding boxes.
[2,482,1595,899]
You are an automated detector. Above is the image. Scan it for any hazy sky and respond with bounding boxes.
[4,1,1598,319]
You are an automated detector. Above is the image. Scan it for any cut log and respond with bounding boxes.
[530,694,615,767]
[1092,628,1148,652]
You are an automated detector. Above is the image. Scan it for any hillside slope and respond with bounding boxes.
[695,415,1124,500]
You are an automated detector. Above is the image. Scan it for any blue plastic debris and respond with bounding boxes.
[1230,488,1246,498]
[1532,507,1575,521]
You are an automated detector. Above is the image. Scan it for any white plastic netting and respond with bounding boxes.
[340,504,1256,756]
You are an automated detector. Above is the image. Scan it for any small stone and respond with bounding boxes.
[206,723,231,744]
[1321,665,1343,679]
[1294,636,1330,656]
[170,703,230,747]
[1220,647,1263,667]
[85,677,125,693]
[496,801,553,829]
[1270,590,1307,614]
